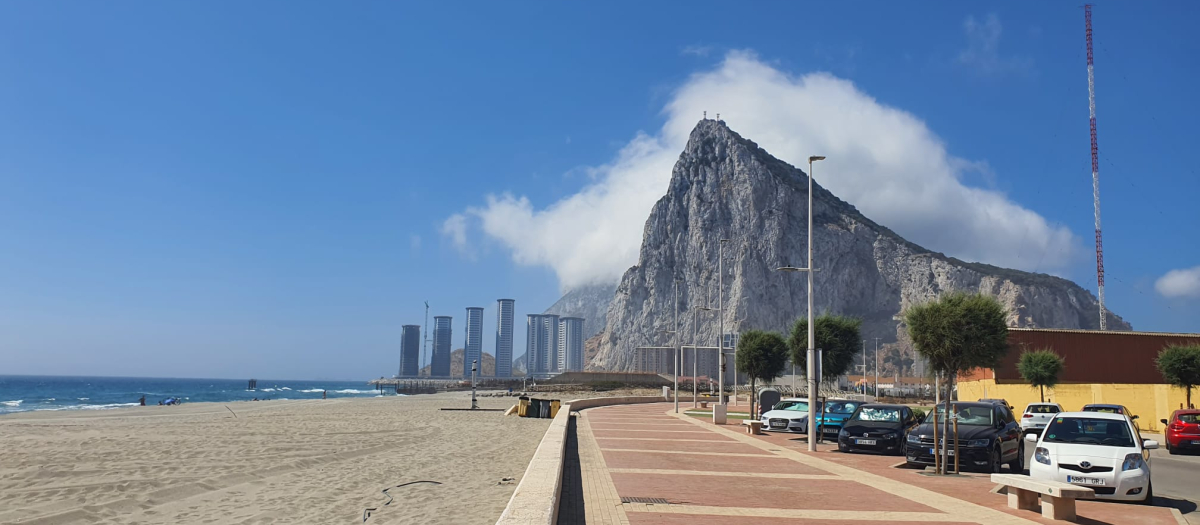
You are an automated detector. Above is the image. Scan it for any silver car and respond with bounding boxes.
[1021,402,1063,434]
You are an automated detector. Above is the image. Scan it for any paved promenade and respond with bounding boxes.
[559,402,1185,525]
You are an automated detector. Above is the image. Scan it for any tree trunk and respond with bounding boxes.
[941,373,954,475]
[1039,385,1044,403]
[1188,386,1193,409]
[750,378,756,421]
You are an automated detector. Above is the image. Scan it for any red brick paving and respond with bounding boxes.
[627,515,978,525]
[595,438,773,454]
[611,473,939,512]
[600,449,826,474]
[591,430,730,440]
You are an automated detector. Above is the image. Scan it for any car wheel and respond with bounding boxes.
[1167,441,1177,455]
[990,447,1003,474]
[1140,481,1154,505]
[1009,443,1024,473]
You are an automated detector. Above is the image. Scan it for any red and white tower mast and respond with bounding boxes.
[1085,5,1107,330]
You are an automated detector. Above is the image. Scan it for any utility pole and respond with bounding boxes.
[422,301,430,377]
[861,340,868,395]
[719,239,729,406]
[674,280,680,413]
[874,337,880,397]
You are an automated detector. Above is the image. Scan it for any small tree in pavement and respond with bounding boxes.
[903,292,1009,474]
[1017,348,1065,403]
[1157,344,1200,409]
[736,330,790,419]
[788,315,862,382]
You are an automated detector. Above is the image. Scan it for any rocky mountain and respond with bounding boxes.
[419,349,496,377]
[592,119,1129,371]
[542,282,617,341]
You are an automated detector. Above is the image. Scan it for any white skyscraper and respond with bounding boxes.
[495,299,515,377]
[559,317,585,372]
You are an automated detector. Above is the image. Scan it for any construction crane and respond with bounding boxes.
[1085,5,1107,330]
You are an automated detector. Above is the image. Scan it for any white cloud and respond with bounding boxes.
[1156,266,1200,299]
[681,44,713,57]
[446,51,1079,290]
[957,14,1032,76]
[440,214,469,253]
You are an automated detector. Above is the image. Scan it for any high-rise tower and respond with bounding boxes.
[400,325,421,377]
[559,317,585,372]
[495,299,515,377]
[464,307,484,377]
[432,316,452,377]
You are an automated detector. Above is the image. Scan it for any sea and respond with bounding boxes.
[0,375,395,415]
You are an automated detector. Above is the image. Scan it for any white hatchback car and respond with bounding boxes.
[1027,411,1158,502]
[1020,402,1063,434]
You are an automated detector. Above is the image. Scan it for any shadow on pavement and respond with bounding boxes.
[556,415,584,525]
[1153,496,1197,523]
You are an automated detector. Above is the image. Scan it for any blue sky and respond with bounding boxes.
[2,1,1197,380]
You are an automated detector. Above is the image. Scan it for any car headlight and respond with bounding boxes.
[1122,453,1146,471]
[838,429,849,437]
[906,434,921,444]
[966,439,990,447]
[1034,447,1051,465]
[882,432,898,440]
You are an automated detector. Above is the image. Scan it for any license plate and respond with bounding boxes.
[1067,475,1104,485]
[856,439,876,445]
[929,448,954,455]
[1191,440,1200,446]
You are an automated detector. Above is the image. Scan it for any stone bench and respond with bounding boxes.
[741,419,763,435]
[991,473,1095,522]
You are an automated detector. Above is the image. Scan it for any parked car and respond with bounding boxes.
[1020,403,1064,434]
[837,404,921,455]
[816,399,864,437]
[1160,409,1200,455]
[1027,411,1157,502]
[1082,404,1137,421]
[760,398,819,433]
[904,402,1023,472]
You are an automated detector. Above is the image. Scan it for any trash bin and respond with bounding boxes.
[549,400,561,418]
[539,399,550,418]
[518,396,531,417]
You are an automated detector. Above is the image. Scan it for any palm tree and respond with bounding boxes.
[1016,348,1065,402]
[1157,344,1200,408]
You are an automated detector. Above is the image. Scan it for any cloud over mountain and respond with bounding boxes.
[447,51,1078,290]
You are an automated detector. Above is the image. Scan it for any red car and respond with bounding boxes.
[1160,409,1200,455]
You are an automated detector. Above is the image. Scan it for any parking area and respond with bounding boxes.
[565,402,1189,525]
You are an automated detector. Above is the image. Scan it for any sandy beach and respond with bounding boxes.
[0,392,551,525]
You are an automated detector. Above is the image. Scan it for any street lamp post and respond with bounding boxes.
[674,280,680,413]
[692,306,717,408]
[775,154,824,452]
[719,239,730,406]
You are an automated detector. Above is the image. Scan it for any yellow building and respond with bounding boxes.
[957,328,1199,432]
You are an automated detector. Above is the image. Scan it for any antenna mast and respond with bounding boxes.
[1085,5,1107,330]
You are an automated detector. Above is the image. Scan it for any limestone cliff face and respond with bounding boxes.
[591,120,1129,371]
[542,283,616,342]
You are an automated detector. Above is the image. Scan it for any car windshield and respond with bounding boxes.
[1083,406,1122,414]
[825,401,861,414]
[773,401,809,412]
[852,407,900,422]
[931,405,994,426]
[1026,405,1060,414]
[1178,414,1199,424]
[1043,417,1134,447]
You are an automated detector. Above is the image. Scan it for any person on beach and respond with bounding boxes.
[139,395,145,406]
[322,390,327,399]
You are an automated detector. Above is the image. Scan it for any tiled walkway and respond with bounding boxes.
[566,403,1185,525]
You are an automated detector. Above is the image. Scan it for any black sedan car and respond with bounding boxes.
[837,404,921,455]
[904,402,1024,472]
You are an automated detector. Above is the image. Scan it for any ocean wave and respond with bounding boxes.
[2,400,22,407]
[35,403,140,412]
[259,388,277,392]
[333,389,371,394]
[299,389,325,393]
[279,387,292,390]
[45,398,56,402]
[78,397,89,401]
